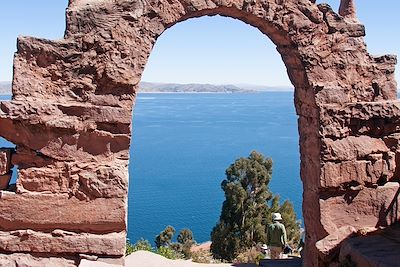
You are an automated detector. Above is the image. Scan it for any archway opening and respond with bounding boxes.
[129,15,303,259]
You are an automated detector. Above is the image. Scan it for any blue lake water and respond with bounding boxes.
[129,92,301,244]
[0,92,302,244]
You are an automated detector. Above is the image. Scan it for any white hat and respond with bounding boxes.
[261,244,269,250]
[272,213,282,221]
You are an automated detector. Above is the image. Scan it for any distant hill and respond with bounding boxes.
[139,82,251,93]
[233,83,293,92]
[0,82,11,95]
[0,81,296,95]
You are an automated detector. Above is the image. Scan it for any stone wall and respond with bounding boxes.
[0,0,398,266]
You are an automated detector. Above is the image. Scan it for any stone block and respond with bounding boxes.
[0,173,12,190]
[319,4,365,37]
[322,151,397,188]
[0,192,126,233]
[320,101,400,139]
[320,182,400,235]
[316,225,356,262]
[339,225,400,266]
[322,136,389,161]
[321,161,368,188]
[0,230,125,256]
[17,164,128,199]
[0,148,12,175]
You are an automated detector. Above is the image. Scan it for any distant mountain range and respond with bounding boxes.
[140,82,294,93]
[0,81,294,95]
[140,82,251,93]
[0,82,11,95]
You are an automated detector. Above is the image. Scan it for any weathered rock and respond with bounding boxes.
[320,182,400,234]
[0,230,125,256]
[0,148,13,175]
[321,160,368,188]
[0,192,126,233]
[0,173,12,190]
[322,136,389,162]
[16,163,128,199]
[320,101,400,139]
[316,225,356,262]
[339,0,357,21]
[321,151,396,188]
[339,225,400,267]
[0,253,77,267]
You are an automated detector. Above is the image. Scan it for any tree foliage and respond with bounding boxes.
[177,228,194,245]
[177,228,195,259]
[155,226,196,259]
[126,238,153,255]
[210,151,300,261]
[155,225,175,248]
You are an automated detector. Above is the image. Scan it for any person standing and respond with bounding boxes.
[266,213,287,259]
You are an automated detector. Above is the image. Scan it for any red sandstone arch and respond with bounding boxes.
[0,0,398,266]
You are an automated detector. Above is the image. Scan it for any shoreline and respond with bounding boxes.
[137,90,293,94]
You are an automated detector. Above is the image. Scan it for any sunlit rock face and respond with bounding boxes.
[0,0,398,266]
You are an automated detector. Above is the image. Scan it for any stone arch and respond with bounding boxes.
[0,0,398,266]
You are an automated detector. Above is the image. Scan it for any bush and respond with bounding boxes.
[155,226,176,248]
[234,247,264,265]
[192,250,222,264]
[126,239,153,255]
[157,246,182,259]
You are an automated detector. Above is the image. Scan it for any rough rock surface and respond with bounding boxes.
[339,225,400,267]
[315,225,356,262]
[0,230,125,255]
[0,253,77,267]
[0,149,13,190]
[0,0,398,266]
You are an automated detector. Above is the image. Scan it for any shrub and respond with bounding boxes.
[155,225,176,248]
[191,250,221,264]
[157,246,182,259]
[126,238,153,255]
[234,247,264,265]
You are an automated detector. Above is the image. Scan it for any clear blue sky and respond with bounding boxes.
[0,1,399,87]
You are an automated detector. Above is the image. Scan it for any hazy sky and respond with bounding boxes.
[0,1,399,86]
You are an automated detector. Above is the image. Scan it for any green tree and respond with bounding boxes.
[177,228,195,259]
[155,225,175,248]
[211,151,273,261]
[210,151,301,261]
[177,228,194,245]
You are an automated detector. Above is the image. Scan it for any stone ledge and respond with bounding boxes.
[16,163,128,199]
[0,230,125,256]
[316,225,356,262]
[322,136,389,162]
[320,182,400,235]
[0,192,126,234]
[339,225,400,266]
[320,100,400,138]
